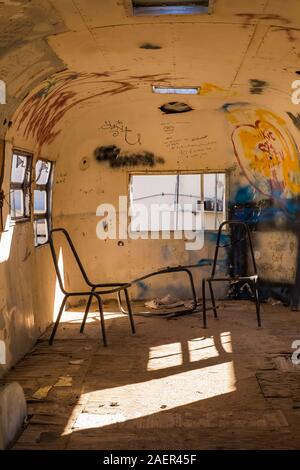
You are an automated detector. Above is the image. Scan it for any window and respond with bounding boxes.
[129,172,226,232]
[33,159,54,246]
[132,1,211,16]
[10,150,32,221]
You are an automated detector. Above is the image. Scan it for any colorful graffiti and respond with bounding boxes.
[15,70,171,153]
[223,104,300,308]
[225,106,300,199]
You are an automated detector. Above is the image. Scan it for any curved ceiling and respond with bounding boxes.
[1,0,300,143]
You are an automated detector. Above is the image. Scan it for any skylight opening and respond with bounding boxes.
[132,1,211,16]
[152,85,199,94]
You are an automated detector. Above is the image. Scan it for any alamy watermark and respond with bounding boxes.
[0,79,6,104]
[96,196,205,250]
[291,80,300,105]
[291,340,300,365]
[0,340,5,365]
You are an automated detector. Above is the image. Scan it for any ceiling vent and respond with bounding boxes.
[132,1,212,16]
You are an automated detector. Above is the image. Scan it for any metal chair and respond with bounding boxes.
[201,220,261,328]
[49,228,135,346]
[117,265,199,318]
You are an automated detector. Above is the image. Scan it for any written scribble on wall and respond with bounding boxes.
[15,70,170,153]
[94,145,165,168]
[101,120,141,145]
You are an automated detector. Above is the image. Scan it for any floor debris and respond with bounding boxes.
[54,376,73,387]
[145,294,185,310]
[32,386,53,400]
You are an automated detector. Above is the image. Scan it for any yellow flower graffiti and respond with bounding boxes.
[227,107,300,198]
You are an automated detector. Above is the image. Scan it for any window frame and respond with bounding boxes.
[33,158,54,247]
[128,170,227,233]
[10,149,33,222]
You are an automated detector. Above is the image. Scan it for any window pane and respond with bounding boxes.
[130,175,177,231]
[203,173,226,230]
[203,173,216,211]
[11,153,27,183]
[35,160,51,185]
[177,175,201,231]
[34,190,47,214]
[216,173,225,212]
[10,189,24,218]
[34,219,48,245]
[130,173,226,232]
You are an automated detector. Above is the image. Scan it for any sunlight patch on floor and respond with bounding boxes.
[57,310,125,323]
[64,360,236,433]
[148,342,183,370]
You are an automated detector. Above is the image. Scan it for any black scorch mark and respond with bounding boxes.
[94,145,165,168]
[249,79,268,95]
[140,43,162,50]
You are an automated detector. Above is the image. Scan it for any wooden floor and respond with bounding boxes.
[3,300,300,449]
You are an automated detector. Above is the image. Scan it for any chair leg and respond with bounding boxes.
[202,278,207,328]
[124,288,136,334]
[95,294,107,347]
[117,290,128,314]
[253,279,261,327]
[208,280,218,318]
[184,269,198,310]
[80,291,94,333]
[49,296,67,345]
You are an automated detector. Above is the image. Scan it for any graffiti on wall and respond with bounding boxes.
[223,104,300,307]
[225,106,300,200]
[101,120,142,145]
[16,70,170,153]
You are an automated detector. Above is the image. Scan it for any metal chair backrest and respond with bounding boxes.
[211,220,257,278]
[49,228,91,294]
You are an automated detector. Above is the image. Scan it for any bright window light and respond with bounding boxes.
[129,173,226,232]
[10,150,32,221]
[33,159,54,246]
[152,86,199,94]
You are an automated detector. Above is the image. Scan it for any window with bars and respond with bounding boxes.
[10,150,32,221]
[33,159,54,246]
[129,172,226,232]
